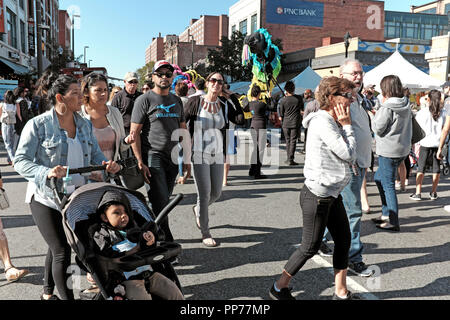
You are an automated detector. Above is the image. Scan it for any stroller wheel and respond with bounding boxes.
[443,167,450,176]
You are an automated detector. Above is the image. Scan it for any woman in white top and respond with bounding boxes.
[0,90,21,165]
[80,73,135,182]
[410,90,446,201]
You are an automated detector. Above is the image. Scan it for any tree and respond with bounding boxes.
[207,31,252,82]
[207,30,284,83]
[136,61,155,87]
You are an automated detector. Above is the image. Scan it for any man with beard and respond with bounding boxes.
[320,59,374,278]
[130,60,188,246]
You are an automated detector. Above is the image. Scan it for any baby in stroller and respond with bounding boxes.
[88,189,184,300]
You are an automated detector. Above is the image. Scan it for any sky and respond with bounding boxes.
[59,0,438,85]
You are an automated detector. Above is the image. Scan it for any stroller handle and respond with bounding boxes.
[154,193,184,226]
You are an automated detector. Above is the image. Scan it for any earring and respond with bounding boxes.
[56,103,67,115]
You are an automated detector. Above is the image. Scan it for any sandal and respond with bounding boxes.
[192,206,201,229]
[202,237,218,247]
[5,267,29,282]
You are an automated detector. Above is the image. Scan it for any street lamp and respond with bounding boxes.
[72,14,80,61]
[88,59,92,68]
[344,32,352,59]
[84,46,89,64]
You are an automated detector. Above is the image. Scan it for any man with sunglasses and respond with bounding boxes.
[111,71,143,134]
[130,60,187,246]
[320,59,374,278]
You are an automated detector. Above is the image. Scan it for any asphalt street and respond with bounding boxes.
[0,129,449,300]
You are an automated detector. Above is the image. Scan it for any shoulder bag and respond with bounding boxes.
[118,149,145,190]
[411,113,425,145]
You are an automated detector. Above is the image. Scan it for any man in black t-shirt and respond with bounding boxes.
[112,71,143,134]
[278,81,302,165]
[130,60,187,244]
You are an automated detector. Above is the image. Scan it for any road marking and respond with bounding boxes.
[311,255,380,300]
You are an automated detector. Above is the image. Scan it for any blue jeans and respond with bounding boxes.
[323,167,366,263]
[374,155,404,227]
[1,123,15,162]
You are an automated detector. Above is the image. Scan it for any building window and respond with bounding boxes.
[7,8,18,49]
[232,25,236,33]
[19,0,24,10]
[420,8,436,14]
[251,14,257,33]
[445,3,450,14]
[20,20,26,53]
[239,19,247,35]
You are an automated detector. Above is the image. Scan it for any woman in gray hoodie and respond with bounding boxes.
[270,77,359,300]
[371,75,412,231]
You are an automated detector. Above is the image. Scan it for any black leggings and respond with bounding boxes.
[284,185,351,276]
[30,197,74,300]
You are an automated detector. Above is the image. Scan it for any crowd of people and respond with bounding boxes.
[0,57,449,301]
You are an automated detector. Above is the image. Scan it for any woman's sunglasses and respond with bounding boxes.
[334,92,353,99]
[209,78,224,85]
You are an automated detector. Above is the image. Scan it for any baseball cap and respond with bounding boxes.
[124,72,138,82]
[152,60,175,73]
[442,81,450,88]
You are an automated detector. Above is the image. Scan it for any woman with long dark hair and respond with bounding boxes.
[184,72,244,247]
[14,75,120,300]
[409,89,445,201]
[371,75,412,232]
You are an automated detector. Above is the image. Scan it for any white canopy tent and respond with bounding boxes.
[363,51,444,93]
[273,66,322,95]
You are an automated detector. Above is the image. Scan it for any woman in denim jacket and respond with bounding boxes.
[14,75,120,300]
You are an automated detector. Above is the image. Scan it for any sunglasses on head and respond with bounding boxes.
[128,80,138,84]
[153,71,173,78]
[334,92,353,99]
[209,78,224,85]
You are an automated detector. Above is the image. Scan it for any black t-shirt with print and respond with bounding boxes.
[131,91,185,158]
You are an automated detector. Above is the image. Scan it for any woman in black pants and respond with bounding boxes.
[243,84,276,179]
[269,76,359,300]
[14,75,120,300]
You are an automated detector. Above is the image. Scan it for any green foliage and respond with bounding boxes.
[206,30,284,83]
[207,31,252,82]
[136,61,155,87]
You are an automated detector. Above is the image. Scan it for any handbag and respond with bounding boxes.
[411,114,425,145]
[118,149,145,190]
[0,188,10,210]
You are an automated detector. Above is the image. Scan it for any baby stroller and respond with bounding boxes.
[49,164,183,300]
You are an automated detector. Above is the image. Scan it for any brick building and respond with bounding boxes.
[179,15,229,46]
[230,0,385,53]
[146,33,164,65]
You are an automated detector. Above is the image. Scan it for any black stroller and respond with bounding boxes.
[50,164,183,300]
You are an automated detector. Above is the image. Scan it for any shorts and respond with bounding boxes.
[417,146,441,173]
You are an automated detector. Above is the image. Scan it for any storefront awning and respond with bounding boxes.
[0,57,30,75]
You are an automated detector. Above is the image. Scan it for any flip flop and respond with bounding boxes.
[202,237,218,247]
[192,206,201,229]
[5,267,29,282]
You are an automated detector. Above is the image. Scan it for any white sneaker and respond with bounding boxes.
[444,205,450,213]
[395,181,401,190]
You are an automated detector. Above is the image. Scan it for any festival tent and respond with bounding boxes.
[363,51,444,93]
[229,81,251,94]
[273,66,322,94]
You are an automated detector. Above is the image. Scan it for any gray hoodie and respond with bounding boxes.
[302,110,356,198]
[371,97,412,158]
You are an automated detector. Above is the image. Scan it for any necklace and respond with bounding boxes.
[202,96,223,114]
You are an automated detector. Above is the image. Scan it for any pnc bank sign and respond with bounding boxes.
[267,0,324,27]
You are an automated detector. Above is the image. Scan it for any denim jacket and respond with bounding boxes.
[14,108,107,200]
